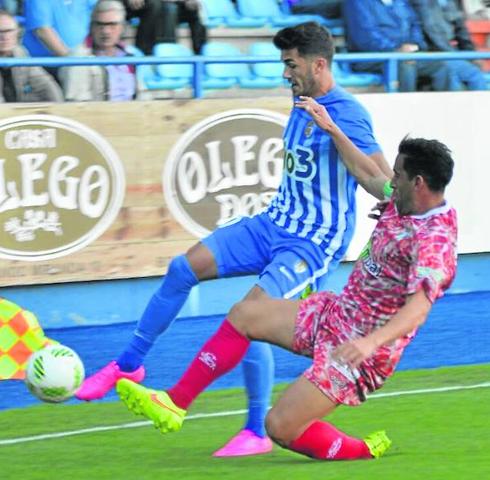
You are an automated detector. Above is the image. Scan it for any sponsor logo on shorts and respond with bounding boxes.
[163,109,287,238]
[0,115,125,261]
[294,259,308,274]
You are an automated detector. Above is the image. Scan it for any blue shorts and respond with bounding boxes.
[201,213,341,300]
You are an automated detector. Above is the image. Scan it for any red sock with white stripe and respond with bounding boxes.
[289,420,372,460]
[167,319,250,409]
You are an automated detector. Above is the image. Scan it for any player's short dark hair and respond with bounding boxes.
[273,22,334,65]
[398,137,454,192]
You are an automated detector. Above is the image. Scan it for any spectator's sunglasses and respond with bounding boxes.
[92,21,122,28]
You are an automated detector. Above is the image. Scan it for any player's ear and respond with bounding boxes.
[314,56,327,74]
[414,175,425,189]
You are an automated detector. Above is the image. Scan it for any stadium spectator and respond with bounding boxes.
[22,0,95,57]
[116,103,457,461]
[410,0,487,90]
[287,0,343,20]
[76,21,391,458]
[119,0,168,55]
[159,0,207,54]
[59,0,140,101]
[343,0,458,92]
[0,10,63,102]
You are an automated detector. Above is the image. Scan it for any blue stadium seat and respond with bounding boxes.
[202,42,250,89]
[125,45,154,92]
[236,0,287,26]
[201,0,267,28]
[278,0,345,35]
[144,43,194,91]
[332,62,383,88]
[239,42,286,88]
[236,0,344,31]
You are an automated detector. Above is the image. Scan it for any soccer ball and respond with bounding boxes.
[25,344,85,403]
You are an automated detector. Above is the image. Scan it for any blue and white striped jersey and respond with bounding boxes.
[267,86,381,260]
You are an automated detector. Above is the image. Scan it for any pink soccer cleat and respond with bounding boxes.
[76,361,145,401]
[212,429,273,457]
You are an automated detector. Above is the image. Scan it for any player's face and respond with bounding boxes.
[92,10,124,50]
[391,154,415,215]
[281,48,321,97]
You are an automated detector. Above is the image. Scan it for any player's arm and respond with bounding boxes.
[33,27,70,56]
[333,289,432,368]
[295,96,390,200]
[369,150,393,179]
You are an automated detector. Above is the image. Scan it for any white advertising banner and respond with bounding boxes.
[346,91,490,259]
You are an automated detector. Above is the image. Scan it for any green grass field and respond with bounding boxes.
[1,364,489,480]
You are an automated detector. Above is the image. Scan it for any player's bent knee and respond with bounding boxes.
[228,300,263,338]
[228,301,252,334]
[265,409,294,446]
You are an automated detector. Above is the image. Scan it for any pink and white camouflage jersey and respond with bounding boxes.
[335,198,458,377]
[293,199,457,405]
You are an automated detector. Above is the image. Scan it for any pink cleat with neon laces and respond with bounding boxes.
[76,361,145,401]
[212,429,273,457]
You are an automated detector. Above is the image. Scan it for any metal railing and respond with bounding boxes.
[1,50,489,98]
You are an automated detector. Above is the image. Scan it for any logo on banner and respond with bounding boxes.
[163,109,287,238]
[0,115,125,261]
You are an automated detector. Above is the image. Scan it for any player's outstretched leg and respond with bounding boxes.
[76,255,198,401]
[287,421,392,460]
[116,379,187,433]
[267,376,392,461]
[117,318,250,436]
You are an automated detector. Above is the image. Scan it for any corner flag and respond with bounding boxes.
[0,298,55,380]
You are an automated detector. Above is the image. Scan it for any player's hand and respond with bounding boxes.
[397,43,419,53]
[295,96,335,132]
[332,337,377,368]
[368,199,389,220]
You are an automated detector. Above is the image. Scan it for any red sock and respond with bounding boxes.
[289,420,372,460]
[167,319,250,409]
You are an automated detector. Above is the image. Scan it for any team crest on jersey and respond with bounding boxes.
[304,121,315,138]
[294,259,308,273]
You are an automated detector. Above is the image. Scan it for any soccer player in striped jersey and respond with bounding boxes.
[76,22,391,457]
[116,104,457,461]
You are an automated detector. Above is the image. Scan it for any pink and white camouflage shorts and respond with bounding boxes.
[292,291,385,406]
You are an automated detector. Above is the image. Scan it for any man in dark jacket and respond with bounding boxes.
[343,0,457,91]
[410,0,487,90]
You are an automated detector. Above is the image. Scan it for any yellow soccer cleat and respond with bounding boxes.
[364,430,392,459]
[116,379,186,433]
